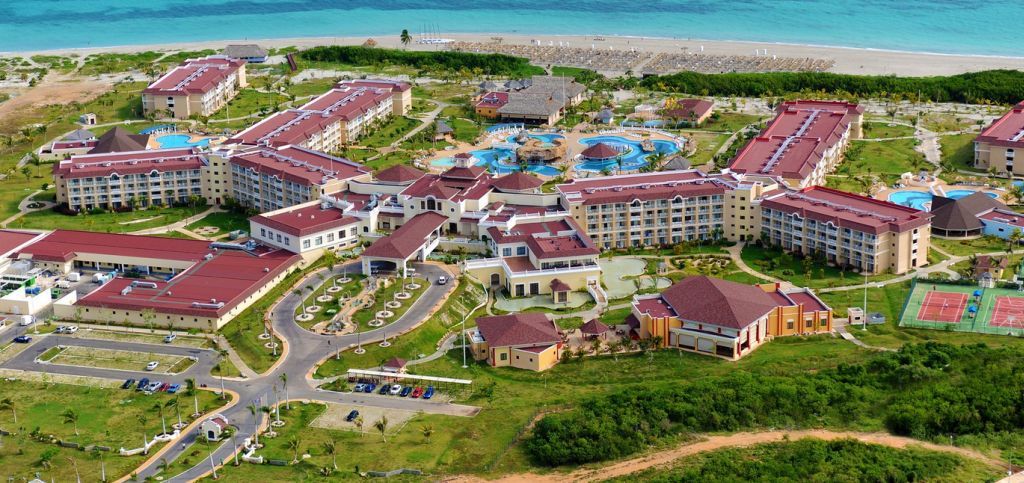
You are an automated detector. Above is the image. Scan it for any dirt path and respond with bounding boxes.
[447,429,1007,483]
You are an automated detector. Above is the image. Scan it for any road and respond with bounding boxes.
[0,261,474,481]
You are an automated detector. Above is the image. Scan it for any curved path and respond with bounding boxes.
[452,429,1008,483]
[0,260,470,482]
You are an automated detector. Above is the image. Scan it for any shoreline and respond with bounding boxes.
[4,32,1023,77]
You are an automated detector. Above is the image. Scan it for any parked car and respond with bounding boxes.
[145,381,162,392]
[54,326,66,334]
[163,333,176,343]
[136,378,150,390]
[145,361,159,371]
[64,326,78,334]
[353,383,366,392]
[423,386,435,399]
[12,335,31,343]
[437,276,448,285]
[377,384,390,395]
[158,382,170,392]
[18,315,33,326]
[389,384,402,396]
[399,386,413,397]
[121,378,135,389]
[363,383,376,393]
[410,386,424,398]
[345,410,359,422]
[167,384,181,394]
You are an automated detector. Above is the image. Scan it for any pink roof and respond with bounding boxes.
[51,140,97,151]
[488,219,573,244]
[979,209,1024,228]
[339,79,412,93]
[475,91,509,109]
[729,100,861,180]
[144,56,244,96]
[0,230,42,257]
[633,297,675,318]
[557,170,724,206]
[503,256,538,273]
[362,212,447,260]
[977,101,1024,149]
[375,164,425,184]
[53,148,205,179]
[491,172,543,191]
[525,233,599,259]
[250,204,360,237]
[581,143,621,159]
[761,186,931,234]
[17,230,215,263]
[784,290,830,312]
[400,171,493,203]
[475,313,560,347]
[660,276,778,329]
[230,146,368,186]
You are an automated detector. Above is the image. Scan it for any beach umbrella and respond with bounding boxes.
[973,290,982,296]
[968,305,977,313]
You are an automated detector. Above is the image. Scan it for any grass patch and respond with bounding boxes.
[350,277,428,329]
[740,244,899,289]
[862,121,916,139]
[680,131,730,167]
[834,139,930,187]
[940,133,979,172]
[359,116,422,148]
[184,211,250,236]
[211,88,287,121]
[699,112,764,132]
[362,150,416,171]
[0,379,223,482]
[931,236,1010,257]
[12,205,207,232]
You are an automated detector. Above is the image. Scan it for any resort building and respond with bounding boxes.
[759,186,931,275]
[974,101,1024,175]
[228,80,405,151]
[37,129,96,161]
[142,55,247,119]
[630,276,832,360]
[52,147,207,211]
[221,44,268,63]
[474,91,509,119]
[497,76,586,125]
[728,100,864,188]
[226,145,370,212]
[661,98,714,125]
[249,199,363,260]
[929,191,1022,239]
[88,127,154,154]
[14,230,300,330]
[468,313,563,371]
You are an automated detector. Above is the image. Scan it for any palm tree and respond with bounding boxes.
[354,415,364,435]
[0,397,16,424]
[138,414,149,450]
[287,436,301,464]
[374,416,389,443]
[153,402,167,435]
[62,408,80,436]
[322,438,338,470]
[1010,228,1022,252]
[420,425,434,444]
[169,396,183,429]
[279,373,290,409]
[294,289,305,312]
[248,403,261,447]
[400,29,412,48]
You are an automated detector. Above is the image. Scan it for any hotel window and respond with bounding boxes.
[315,236,323,246]
[500,353,508,361]
[786,320,794,330]
[806,319,814,328]
[503,247,512,257]
[303,240,311,249]
[516,246,527,256]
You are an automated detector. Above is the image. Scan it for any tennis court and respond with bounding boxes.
[898,279,1024,336]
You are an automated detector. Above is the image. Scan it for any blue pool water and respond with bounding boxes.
[156,134,211,149]
[430,149,561,176]
[575,135,680,173]
[888,189,998,211]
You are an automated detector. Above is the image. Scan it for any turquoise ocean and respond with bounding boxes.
[2,0,1021,56]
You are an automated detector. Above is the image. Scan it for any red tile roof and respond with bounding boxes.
[53,147,205,179]
[487,219,573,244]
[633,297,676,318]
[475,91,509,109]
[557,170,724,206]
[400,172,493,202]
[660,276,778,329]
[0,230,42,257]
[250,204,360,237]
[979,209,1024,228]
[383,356,408,369]
[761,186,931,234]
[144,56,244,96]
[443,166,488,180]
[579,318,610,335]
[729,100,862,181]
[549,278,570,292]
[475,313,560,347]
[784,290,830,313]
[362,212,447,260]
[375,165,425,184]
[977,101,1024,149]
[525,233,599,259]
[581,142,622,159]
[230,146,368,186]
[492,172,543,192]
[339,79,412,93]
[662,98,713,120]
[17,229,215,263]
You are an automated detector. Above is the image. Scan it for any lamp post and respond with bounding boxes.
[862,272,868,331]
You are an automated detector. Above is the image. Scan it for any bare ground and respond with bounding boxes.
[0,73,110,130]
[446,429,1008,483]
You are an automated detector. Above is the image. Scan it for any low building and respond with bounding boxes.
[143,55,247,119]
[974,101,1024,175]
[17,230,301,331]
[497,76,586,125]
[759,186,931,275]
[474,91,509,119]
[382,357,408,373]
[468,313,563,371]
[249,200,362,257]
[661,98,714,125]
[201,414,230,441]
[973,255,1010,280]
[631,276,832,360]
[360,211,447,276]
[930,191,1015,238]
[222,44,268,63]
[729,100,863,188]
[38,129,97,161]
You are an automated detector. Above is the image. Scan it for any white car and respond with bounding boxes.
[163,333,176,343]
[389,384,402,395]
[64,326,78,334]
[145,361,159,371]
[437,276,448,285]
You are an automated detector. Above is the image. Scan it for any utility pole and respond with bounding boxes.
[862,272,868,331]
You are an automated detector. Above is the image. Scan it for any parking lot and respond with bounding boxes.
[310,402,418,435]
[41,345,195,374]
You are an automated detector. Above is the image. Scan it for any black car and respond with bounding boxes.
[399,386,413,397]
[12,335,31,343]
[121,378,135,389]
[136,378,150,391]
[345,410,359,422]
[377,384,390,395]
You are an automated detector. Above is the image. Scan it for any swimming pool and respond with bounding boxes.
[156,134,211,149]
[888,189,998,211]
[575,135,679,173]
[429,148,561,177]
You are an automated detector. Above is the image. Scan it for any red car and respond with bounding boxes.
[410,386,424,398]
[158,382,171,392]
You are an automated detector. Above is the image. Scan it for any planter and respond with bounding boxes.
[378,341,392,348]
[295,313,314,322]
[405,283,421,290]
[326,286,343,293]
[316,295,334,303]
[367,319,385,327]
[394,291,412,300]
[338,277,352,284]
[385,301,402,309]
[376,310,394,319]
[305,305,322,313]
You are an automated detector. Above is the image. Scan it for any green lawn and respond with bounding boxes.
[861,121,916,139]
[285,78,337,98]
[350,277,429,328]
[740,244,899,289]
[293,274,365,330]
[699,112,764,132]
[834,139,929,186]
[680,131,731,167]
[362,150,417,171]
[12,205,207,232]
[940,133,979,172]
[212,88,287,121]
[359,116,422,148]
[931,236,1010,256]
[0,379,224,483]
[185,211,251,236]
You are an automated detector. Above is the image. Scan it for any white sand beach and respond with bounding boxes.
[6,32,1024,77]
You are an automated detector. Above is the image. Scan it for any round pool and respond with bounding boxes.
[888,189,997,211]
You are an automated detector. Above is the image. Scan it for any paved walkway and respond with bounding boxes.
[834,318,894,352]
[1,189,53,227]
[725,242,779,282]
[128,205,222,235]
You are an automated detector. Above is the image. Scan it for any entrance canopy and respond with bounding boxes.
[361,212,447,276]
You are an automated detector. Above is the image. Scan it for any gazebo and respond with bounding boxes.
[579,319,611,340]
[580,142,622,160]
[382,356,408,373]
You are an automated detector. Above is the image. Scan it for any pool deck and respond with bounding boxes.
[876,179,1006,211]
